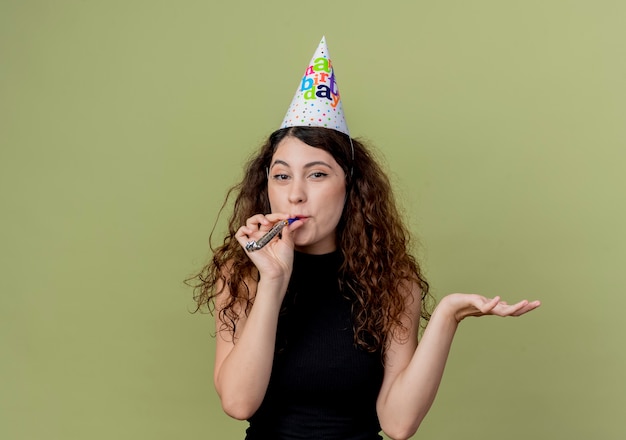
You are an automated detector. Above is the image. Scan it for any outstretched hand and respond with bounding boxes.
[440,293,541,323]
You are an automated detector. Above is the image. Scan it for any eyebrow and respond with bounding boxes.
[269,159,333,170]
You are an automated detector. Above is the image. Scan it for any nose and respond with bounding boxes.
[287,178,306,204]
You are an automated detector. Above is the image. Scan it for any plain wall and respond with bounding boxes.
[1,1,624,439]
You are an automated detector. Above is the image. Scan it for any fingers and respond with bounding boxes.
[242,213,287,232]
[493,298,541,317]
[235,213,293,251]
[481,295,501,314]
[236,216,268,245]
[509,300,541,317]
[462,294,541,318]
[500,299,529,316]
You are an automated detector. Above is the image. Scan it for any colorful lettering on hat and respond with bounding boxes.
[280,36,349,136]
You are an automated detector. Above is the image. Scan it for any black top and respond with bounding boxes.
[246,251,384,440]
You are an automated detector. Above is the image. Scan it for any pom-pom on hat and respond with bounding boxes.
[280,36,349,136]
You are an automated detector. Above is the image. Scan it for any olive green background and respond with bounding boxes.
[1,1,624,439]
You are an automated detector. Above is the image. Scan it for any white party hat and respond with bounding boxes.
[280,36,349,135]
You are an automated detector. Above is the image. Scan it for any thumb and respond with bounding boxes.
[479,296,501,314]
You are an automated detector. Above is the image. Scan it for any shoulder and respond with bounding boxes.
[396,278,423,338]
[215,259,258,326]
[383,278,422,365]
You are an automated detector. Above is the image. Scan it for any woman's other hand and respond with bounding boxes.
[439,293,541,323]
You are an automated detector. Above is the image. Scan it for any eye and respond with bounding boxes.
[309,172,328,179]
[271,173,290,181]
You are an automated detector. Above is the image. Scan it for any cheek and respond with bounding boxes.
[267,187,279,211]
[267,185,280,203]
[328,187,347,216]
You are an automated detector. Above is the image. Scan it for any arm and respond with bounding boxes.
[213,213,302,420]
[213,276,286,420]
[376,288,541,440]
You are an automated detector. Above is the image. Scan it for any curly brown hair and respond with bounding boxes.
[188,126,432,354]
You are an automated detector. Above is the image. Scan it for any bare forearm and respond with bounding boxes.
[378,300,459,438]
[215,281,286,419]
[378,292,540,439]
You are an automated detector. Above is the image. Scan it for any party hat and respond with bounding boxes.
[280,36,349,135]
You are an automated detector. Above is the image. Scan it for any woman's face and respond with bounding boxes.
[267,136,346,254]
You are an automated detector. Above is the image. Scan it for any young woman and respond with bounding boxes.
[189,125,541,440]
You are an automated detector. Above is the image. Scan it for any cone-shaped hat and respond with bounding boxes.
[280,36,349,135]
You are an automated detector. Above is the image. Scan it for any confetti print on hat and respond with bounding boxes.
[280,36,349,136]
